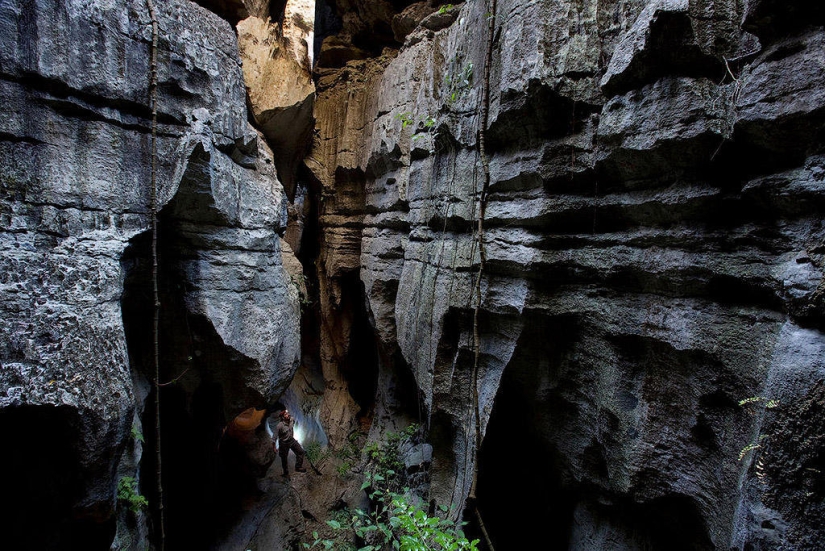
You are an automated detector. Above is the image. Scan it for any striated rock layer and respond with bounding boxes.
[309,0,825,549]
[0,0,300,548]
[2,0,824,548]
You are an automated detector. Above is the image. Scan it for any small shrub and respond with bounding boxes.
[117,476,148,514]
[337,460,352,477]
[444,60,473,104]
[306,441,322,464]
[395,112,414,129]
[130,425,144,443]
[309,423,477,550]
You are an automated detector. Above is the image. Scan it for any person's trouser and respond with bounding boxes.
[280,439,305,473]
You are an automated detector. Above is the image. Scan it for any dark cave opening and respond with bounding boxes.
[467,313,721,551]
[472,365,575,550]
[470,313,580,550]
[0,405,115,550]
[634,495,715,551]
[120,222,267,549]
[337,271,380,418]
[296,166,323,385]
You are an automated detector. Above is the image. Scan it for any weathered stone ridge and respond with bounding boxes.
[0,0,300,547]
[311,0,825,548]
[2,0,824,548]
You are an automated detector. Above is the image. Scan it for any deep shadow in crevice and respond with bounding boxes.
[269,0,288,26]
[425,306,469,465]
[470,314,579,550]
[0,405,116,551]
[120,204,268,550]
[337,271,380,419]
[628,494,715,550]
[486,80,591,153]
[313,0,343,69]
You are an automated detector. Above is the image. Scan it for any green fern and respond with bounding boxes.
[117,476,148,513]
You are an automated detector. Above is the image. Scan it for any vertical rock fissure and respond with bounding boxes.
[146,1,165,548]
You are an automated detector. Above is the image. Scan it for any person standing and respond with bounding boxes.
[273,409,306,476]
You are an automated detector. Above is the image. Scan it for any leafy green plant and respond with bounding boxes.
[738,396,780,409]
[290,274,312,307]
[303,530,334,550]
[346,483,477,550]
[737,396,780,462]
[437,4,454,14]
[306,441,323,464]
[412,116,438,142]
[337,460,353,477]
[117,476,148,514]
[303,510,359,550]
[444,60,473,104]
[307,424,476,550]
[395,112,415,130]
[335,430,364,464]
[131,425,144,443]
[396,111,439,144]
[739,442,761,461]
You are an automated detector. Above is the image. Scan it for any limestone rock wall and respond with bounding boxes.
[312,0,825,548]
[237,0,316,199]
[0,0,300,547]
[2,0,824,548]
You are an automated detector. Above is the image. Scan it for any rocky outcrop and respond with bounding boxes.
[309,0,825,549]
[238,0,316,198]
[0,0,300,547]
[3,0,824,548]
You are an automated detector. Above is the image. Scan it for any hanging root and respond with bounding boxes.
[146,0,165,549]
[467,1,497,550]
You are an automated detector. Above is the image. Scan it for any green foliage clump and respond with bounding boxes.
[130,424,144,443]
[395,112,415,130]
[306,424,477,550]
[737,396,780,462]
[305,441,323,464]
[332,431,365,477]
[444,60,473,104]
[337,460,353,477]
[290,274,312,307]
[117,476,148,514]
[336,432,363,462]
[738,396,779,409]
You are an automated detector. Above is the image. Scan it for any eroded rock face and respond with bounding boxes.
[4,0,825,548]
[0,0,300,547]
[238,0,316,199]
[310,0,825,548]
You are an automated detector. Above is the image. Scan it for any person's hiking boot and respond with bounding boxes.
[295,467,307,473]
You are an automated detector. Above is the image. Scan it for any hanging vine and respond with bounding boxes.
[467,1,497,549]
[146,0,165,549]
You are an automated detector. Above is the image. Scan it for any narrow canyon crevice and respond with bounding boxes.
[4,0,825,549]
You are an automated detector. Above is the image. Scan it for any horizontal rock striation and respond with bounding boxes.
[313,0,825,548]
[0,0,299,546]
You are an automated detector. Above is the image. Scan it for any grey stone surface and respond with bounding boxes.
[0,0,300,544]
[309,0,825,548]
[5,0,825,548]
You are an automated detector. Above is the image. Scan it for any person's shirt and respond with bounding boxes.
[275,417,294,445]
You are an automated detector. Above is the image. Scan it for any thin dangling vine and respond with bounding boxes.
[146,1,165,549]
[467,1,497,549]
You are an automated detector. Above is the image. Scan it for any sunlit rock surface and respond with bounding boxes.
[238,0,316,198]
